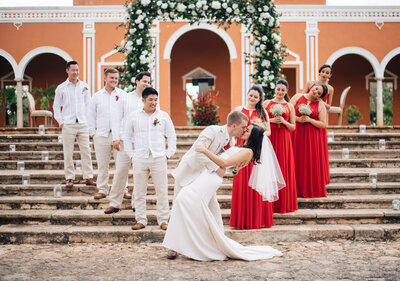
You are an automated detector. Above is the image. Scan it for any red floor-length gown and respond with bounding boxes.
[229,108,274,229]
[293,95,327,198]
[265,101,298,213]
[308,84,330,185]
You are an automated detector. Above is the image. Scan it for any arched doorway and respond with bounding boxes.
[381,54,400,125]
[0,56,15,127]
[170,29,231,126]
[24,53,67,126]
[330,54,374,125]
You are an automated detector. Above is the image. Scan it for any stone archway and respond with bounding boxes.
[170,29,231,126]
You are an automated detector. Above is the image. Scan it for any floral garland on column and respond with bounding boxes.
[117,0,286,94]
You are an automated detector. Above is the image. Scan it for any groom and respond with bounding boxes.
[168,110,248,259]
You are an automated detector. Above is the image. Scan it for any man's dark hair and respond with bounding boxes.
[135,71,151,83]
[66,61,78,69]
[142,87,158,99]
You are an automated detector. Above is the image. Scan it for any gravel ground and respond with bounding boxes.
[0,240,399,281]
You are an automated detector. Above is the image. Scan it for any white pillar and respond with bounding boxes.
[82,21,95,92]
[376,78,383,126]
[305,20,319,82]
[16,79,23,128]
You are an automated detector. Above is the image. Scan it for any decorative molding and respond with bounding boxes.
[83,21,96,93]
[17,46,73,80]
[13,21,22,30]
[375,21,384,30]
[380,47,400,77]
[305,20,319,81]
[0,49,19,78]
[326,46,381,79]
[163,22,237,61]
[283,49,304,90]
[96,49,123,91]
[1,6,400,23]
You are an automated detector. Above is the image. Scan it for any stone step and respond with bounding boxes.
[328,149,400,159]
[0,126,206,135]
[1,182,400,197]
[1,223,399,244]
[0,159,181,170]
[0,150,186,160]
[1,168,399,184]
[4,157,399,170]
[329,159,400,168]
[326,133,400,142]
[327,141,400,150]
[0,194,398,211]
[0,208,398,226]
[0,142,194,151]
[0,133,200,143]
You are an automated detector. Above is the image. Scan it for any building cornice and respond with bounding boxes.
[0,5,399,23]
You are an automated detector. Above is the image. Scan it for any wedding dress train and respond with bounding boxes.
[163,147,283,261]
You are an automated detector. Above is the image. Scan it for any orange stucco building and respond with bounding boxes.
[0,0,399,127]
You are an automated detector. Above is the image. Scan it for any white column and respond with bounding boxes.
[376,78,383,126]
[305,20,319,82]
[241,24,251,106]
[150,23,160,92]
[82,21,96,92]
[16,79,23,128]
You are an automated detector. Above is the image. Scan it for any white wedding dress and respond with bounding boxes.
[163,146,283,261]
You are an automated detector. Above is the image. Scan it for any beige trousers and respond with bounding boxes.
[109,142,132,208]
[62,123,93,180]
[133,156,169,226]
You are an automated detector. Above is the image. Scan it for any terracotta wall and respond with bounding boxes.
[170,29,231,126]
[329,54,372,125]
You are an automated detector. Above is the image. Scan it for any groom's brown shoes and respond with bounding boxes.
[160,222,168,230]
[167,250,178,260]
[131,222,145,230]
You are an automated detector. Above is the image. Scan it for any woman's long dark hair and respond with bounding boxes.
[244,124,264,164]
[316,83,329,99]
[248,85,267,122]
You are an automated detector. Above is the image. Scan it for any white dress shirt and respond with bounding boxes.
[111,90,160,141]
[53,78,91,125]
[123,108,176,159]
[88,87,126,137]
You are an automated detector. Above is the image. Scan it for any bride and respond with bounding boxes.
[162,124,285,261]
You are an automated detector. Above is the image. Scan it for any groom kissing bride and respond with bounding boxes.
[163,111,285,261]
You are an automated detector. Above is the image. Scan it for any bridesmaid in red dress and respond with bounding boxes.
[303,65,334,185]
[230,85,272,229]
[290,84,328,198]
[263,79,298,213]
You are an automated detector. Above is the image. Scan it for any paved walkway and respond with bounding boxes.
[0,240,399,280]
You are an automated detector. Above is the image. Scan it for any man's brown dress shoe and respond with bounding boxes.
[131,222,145,230]
[160,222,168,231]
[104,206,119,214]
[94,193,107,200]
[123,193,132,199]
[167,250,178,260]
[66,179,74,188]
[86,178,96,186]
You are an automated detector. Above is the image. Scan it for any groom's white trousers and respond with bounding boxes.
[134,156,169,226]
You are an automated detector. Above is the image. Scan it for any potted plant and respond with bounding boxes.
[189,92,219,126]
[33,85,56,110]
[344,105,363,125]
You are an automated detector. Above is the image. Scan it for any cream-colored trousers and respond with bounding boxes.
[133,156,169,226]
[108,143,132,208]
[61,123,93,180]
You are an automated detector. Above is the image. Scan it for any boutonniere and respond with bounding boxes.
[82,87,88,94]
[115,95,119,101]
[153,118,160,126]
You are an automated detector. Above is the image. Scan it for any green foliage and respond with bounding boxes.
[344,105,363,125]
[1,87,29,126]
[118,0,286,93]
[189,92,219,126]
[33,85,56,110]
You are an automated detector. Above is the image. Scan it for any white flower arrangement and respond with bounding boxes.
[298,104,312,116]
[270,103,285,128]
[118,0,285,93]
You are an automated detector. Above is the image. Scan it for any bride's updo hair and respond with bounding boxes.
[244,124,264,164]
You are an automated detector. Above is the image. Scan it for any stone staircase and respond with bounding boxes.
[0,126,399,244]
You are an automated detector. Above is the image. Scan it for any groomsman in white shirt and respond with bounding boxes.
[123,87,176,231]
[88,68,131,200]
[104,71,152,214]
[53,61,96,188]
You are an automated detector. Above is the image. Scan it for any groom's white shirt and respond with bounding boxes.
[173,125,231,188]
